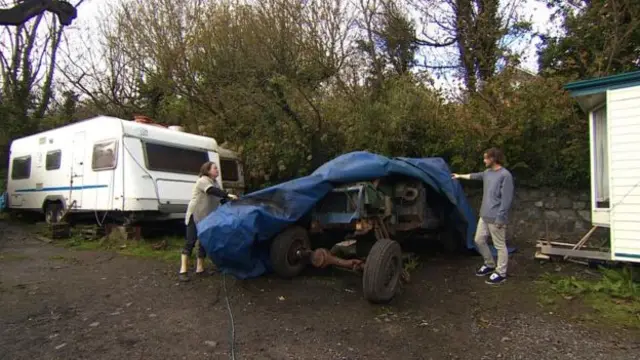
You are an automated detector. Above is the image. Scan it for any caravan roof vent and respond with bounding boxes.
[133,115,165,128]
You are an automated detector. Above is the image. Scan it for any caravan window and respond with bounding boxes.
[46,150,62,170]
[11,156,31,180]
[220,158,239,181]
[92,140,118,171]
[143,142,208,175]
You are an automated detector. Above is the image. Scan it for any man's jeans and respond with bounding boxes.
[474,218,508,276]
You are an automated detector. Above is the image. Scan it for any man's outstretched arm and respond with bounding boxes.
[452,172,484,181]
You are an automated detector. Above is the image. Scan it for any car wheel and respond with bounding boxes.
[270,226,311,278]
[362,238,402,304]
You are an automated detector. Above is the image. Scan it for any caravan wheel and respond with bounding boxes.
[45,202,62,224]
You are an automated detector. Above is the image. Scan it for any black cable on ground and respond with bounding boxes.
[222,273,237,360]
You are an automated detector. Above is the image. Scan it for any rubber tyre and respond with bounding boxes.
[45,202,62,224]
[362,239,403,304]
[270,226,311,278]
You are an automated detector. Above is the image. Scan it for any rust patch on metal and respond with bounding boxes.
[310,248,364,270]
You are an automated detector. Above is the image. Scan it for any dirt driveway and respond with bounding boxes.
[0,221,638,360]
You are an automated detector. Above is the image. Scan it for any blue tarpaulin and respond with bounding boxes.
[198,151,505,279]
[0,192,6,212]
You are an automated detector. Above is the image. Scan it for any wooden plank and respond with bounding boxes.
[610,222,640,232]
[610,124,640,136]
[611,142,640,153]
[614,230,640,240]
[49,222,71,239]
[539,245,611,261]
[534,251,550,260]
[610,133,640,146]
[536,242,607,252]
[564,226,598,260]
[609,86,640,102]
[567,258,590,266]
[536,240,589,248]
[611,212,640,222]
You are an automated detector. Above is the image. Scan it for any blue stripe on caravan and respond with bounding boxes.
[15,184,108,193]
[614,253,640,260]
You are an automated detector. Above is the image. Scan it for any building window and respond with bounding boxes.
[220,158,240,182]
[143,142,209,175]
[11,156,31,180]
[592,106,609,208]
[46,150,62,170]
[92,140,118,171]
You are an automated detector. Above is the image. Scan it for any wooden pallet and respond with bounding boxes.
[47,222,71,240]
[535,226,611,264]
[104,224,142,241]
[76,225,106,240]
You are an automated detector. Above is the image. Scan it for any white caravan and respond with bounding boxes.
[6,115,225,224]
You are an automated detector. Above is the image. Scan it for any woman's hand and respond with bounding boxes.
[228,194,238,200]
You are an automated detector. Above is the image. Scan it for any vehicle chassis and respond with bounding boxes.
[269,176,452,303]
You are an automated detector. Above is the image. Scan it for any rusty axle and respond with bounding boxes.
[310,248,364,270]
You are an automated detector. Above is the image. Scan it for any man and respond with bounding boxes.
[452,148,514,285]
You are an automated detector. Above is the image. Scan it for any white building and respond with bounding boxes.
[543,71,640,263]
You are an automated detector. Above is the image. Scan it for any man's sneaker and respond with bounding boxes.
[475,265,495,277]
[485,273,507,285]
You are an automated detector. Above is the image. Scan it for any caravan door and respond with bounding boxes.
[69,131,86,208]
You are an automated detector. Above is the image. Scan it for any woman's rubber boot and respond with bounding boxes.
[195,257,207,276]
[179,254,190,282]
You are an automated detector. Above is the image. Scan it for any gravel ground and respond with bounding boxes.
[0,220,638,360]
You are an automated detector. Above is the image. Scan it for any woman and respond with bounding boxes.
[179,161,237,282]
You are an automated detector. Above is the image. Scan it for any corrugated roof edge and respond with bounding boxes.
[564,70,640,95]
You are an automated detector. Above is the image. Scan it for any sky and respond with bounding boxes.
[59,0,557,93]
[410,0,558,92]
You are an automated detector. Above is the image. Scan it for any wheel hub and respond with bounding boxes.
[287,239,306,265]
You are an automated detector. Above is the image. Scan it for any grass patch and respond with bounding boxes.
[119,238,184,263]
[48,254,82,264]
[374,305,395,317]
[23,221,191,264]
[63,236,103,250]
[56,230,187,264]
[538,266,640,329]
[403,255,420,273]
[0,252,29,262]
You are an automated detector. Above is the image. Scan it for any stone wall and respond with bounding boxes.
[463,186,604,246]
